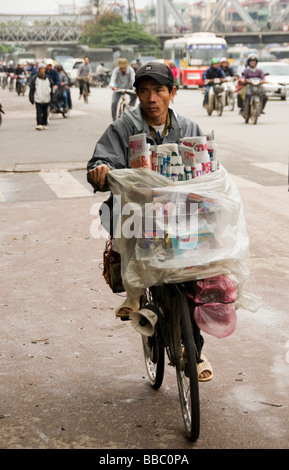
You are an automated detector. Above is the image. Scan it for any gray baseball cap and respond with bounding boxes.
[133,62,174,88]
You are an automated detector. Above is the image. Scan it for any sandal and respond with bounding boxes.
[197,355,213,382]
[115,298,140,321]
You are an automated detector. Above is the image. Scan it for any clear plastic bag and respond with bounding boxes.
[107,166,257,311]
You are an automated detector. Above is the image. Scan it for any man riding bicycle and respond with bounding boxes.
[87,62,213,381]
[109,58,137,121]
[77,56,92,100]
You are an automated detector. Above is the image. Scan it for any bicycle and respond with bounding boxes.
[116,89,136,119]
[135,282,202,441]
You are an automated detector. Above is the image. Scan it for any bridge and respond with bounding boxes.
[156,31,289,46]
[0,11,288,55]
[0,14,91,45]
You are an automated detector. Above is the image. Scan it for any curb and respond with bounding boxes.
[0,161,87,173]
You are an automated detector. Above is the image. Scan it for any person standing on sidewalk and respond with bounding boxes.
[29,63,53,130]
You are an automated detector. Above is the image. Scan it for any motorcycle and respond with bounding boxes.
[0,72,7,89]
[240,77,265,125]
[16,73,27,96]
[203,78,225,116]
[91,70,111,88]
[223,76,236,111]
[0,102,5,127]
[8,73,15,92]
[49,88,70,118]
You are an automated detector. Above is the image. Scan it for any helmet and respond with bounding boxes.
[211,57,220,65]
[46,59,54,66]
[220,57,228,64]
[247,54,258,65]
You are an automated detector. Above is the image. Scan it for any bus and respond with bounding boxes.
[163,32,227,87]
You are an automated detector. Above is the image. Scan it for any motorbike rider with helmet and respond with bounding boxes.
[237,54,268,117]
[202,58,226,106]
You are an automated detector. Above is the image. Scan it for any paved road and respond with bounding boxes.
[0,85,288,450]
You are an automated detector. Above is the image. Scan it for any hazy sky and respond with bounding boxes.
[0,0,148,15]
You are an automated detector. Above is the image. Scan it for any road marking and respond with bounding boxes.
[39,170,92,199]
[251,162,288,176]
[230,174,262,188]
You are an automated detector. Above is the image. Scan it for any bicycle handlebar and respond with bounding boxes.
[114,88,136,94]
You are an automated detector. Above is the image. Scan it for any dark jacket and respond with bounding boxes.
[87,104,202,193]
[203,66,226,81]
[46,68,60,87]
[222,66,234,77]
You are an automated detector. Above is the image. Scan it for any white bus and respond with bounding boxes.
[163,32,227,87]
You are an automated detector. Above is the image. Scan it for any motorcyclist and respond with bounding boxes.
[46,59,60,89]
[15,63,27,94]
[54,64,69,111]
[202,58,226,106]
[237,54,268,117]
[6,61,15,91]
[219,57,235,77]
[96,61,106,85]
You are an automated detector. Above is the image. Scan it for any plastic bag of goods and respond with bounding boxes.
[107,166,252,310]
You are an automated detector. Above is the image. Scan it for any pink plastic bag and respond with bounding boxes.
[189,274,237,304]
[193,302,237,338]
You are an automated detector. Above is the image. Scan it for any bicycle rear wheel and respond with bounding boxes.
[174,288,200,441]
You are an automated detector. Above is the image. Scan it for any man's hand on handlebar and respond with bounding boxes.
[89,164,111,189]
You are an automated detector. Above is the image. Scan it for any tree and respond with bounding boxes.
[80,12,160,50]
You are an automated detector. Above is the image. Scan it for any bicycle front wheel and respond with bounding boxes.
[142,332,164,389]
[174,288,200,441]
